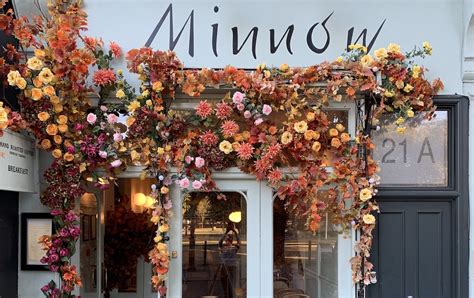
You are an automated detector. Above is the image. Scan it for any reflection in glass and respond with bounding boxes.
[274,191,338,298]
[182,192,247,298]
[372,111,448,186]
[80,193,98,296]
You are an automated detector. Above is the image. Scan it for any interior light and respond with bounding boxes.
[229,211,242,223]
[144,196,155,208]
[134,192,147,206]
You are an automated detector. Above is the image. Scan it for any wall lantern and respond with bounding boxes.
[134,192,147,206]
[228,211,242,223]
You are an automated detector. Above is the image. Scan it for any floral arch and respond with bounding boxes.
[0,1,443,297]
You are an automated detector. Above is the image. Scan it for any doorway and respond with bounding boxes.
[0,190,19,298]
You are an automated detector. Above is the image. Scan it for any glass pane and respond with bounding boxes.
[273,191,338,298]
[372,111,448,186]
[80,193,98,295]
[182,192,247,298]
[325,109,349,130]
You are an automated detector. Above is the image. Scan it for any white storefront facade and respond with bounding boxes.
[3,0,474,297]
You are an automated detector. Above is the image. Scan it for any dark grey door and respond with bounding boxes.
[0,190,19,298]
[367,200,453,298]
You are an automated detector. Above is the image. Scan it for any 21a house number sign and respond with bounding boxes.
[372,111,448,186]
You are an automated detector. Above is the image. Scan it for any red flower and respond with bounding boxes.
[215,101,233,119]
[195,100,213,118]
[221,120,239,137]
[237,142,254,160]
[93,69,116,86]
[200,130,219,146]
[109,41,122,58]
[268,168,282,186]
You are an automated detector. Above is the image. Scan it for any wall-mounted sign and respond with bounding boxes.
[0,129,37,192]
[372,111,448,187]
[83,0,462,93]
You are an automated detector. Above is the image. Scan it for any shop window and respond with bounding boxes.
[80,193,99,294]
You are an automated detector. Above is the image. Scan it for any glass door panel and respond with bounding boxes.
[182,191,247,298]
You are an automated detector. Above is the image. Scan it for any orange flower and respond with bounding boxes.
[33,77,43,88]
[312,141,321,152]
[63,272,73,281]
[268,126,278,135]
[54,105,63,113]
[46,124,58,135]
[304,130,315,141]
[52,149,62,158]
[37,112,50,121]
[57,115,68,124]
[53,135,62,144]
[341,133,351,143]
[31,88,43,101]
[63,153,74,162]
[329,128,339,137]
[40,139,51,150]
[43,85,55,97]
[331,137,342,148]
[58,124,68,133]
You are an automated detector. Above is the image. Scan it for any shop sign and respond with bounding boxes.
[0,129,37,192]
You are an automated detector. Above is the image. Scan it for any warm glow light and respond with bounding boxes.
[229,211,242,223]
[144,196,155,208]
[134,192,147,206]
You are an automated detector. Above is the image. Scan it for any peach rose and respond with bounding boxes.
[52,149,62,158]
[53,135,62,144]
[58,124,68,133]
[40,139,51,150]
[31,88,43,101]
[37,112,50,122]
[43,85,55,97]
[46,124,58,136]
[63,153,74,162]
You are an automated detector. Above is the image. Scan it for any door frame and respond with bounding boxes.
[374,95,469,297]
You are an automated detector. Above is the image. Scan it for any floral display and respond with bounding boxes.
[0,0,443,296]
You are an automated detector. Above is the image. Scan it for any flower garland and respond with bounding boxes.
[0,0,443,296]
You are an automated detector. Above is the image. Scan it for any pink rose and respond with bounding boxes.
[110,159,122,168]
[244,111,252,119]
[107,114,118,124]
[99,151,108,158]
[100,105,107,112]
[262,104,272,115]
[254,118,263,125]
[185,156,194,164]
[192,180,202,189]
[232,91,244,104]
[163,199,173,210]
[179,177,190,188]
[195,157,205,168]
[237,103,245,111]
[86,113,97,124]
[113,133,123,142]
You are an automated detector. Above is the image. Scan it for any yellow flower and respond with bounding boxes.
[150,215,160,224]
[359,188,372,201]
[141,90,149,97]
[294,121,308,133]
[34,49,46,58]
[349,44,367,53]
[159,224,169,233]
[115,89,125,99]
[57,115,68,124]
[360,54,373,67]
[412,65,421,78]
[27,57,43,71]
[336,56,343,63]
[128,100,141,113]
[38,68,54,84]
[423,41,432,55]
[384,90,394,97]
[264,70,271,78]
[312,141,321,152]
[304,130,315,141]
[15,77,27,90]
[40,139,52,150]
[154,235,162,243]
[396,126,406,134]
[146,100,153,106]
[31,88,43,101]
[395,117,405,125]
[79,163,87,173]
[37,111,50,121]
[7,70,21,86]
[362,214,376,225]
[281,131,293,145]
[406,109,415,118]
[387,43,401,54]
[336,123,345,132]
[279,63,289,72]
[126,117,136,127]
[43,85,55,97]
[53,135,62,144]
[395,80,404,89]
[219,140,233,154]
[329,128,339,137]
[403,84,413,93]
[52,149,62,159]
[306,112,315,121]
[152,81,164,92]
[157,147,164,155]
[63,153,74,162]
[46,124,58,136]
[374,48,388,60]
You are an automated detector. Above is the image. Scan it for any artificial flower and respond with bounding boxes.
[232,91,244,104]
[406,109,415,118]
[362,214,376,225]
[160,186,169,194]
[38,112,50,121]
[52,149,62,158]
[215,102,233,119]
[403,84,413,93]
[43,85,56,97]
[63,153,74,162]
[329,128,339,137]
[359,188,373,201]
[341,133,351,143]
[34,49,45,58]
[86,113,97,124]
[53,135,62,144]
[294,121,308,133]
[196,100,213,118]
[46,124,58,136]
[107,113,118,124]
[179,178,190,188]
[423,41,432,55]
[387,43,401,54]
[279,63,289,71]
[331,138,342,148]
[396,127,406,134]
[262,104,272,115]
[312,141,321,152]
[360,54,373,67]
[109,41,122,57]
[281,131,293,145]
[152,81,164,92]
[374,48,388,60]
[192,180,203,189]
[7,70,20,86]
[110,159,122,168]
[237,142,254,160]
[195,157,205,168]
[57,115,67,125]
[93,69,116,86]
[395,117,405,125]
[40,139,52,150]
[116,89,125,99]
[27,57,44,70]
[219,140,233,154]
[15,77,27,89]
[306,112,315,121]
[336,124,345,132]
[412,65,421,78]
[128,101,141,113]
[31,88,43,101]
[221,120,239,137]
[38,68,54,84]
